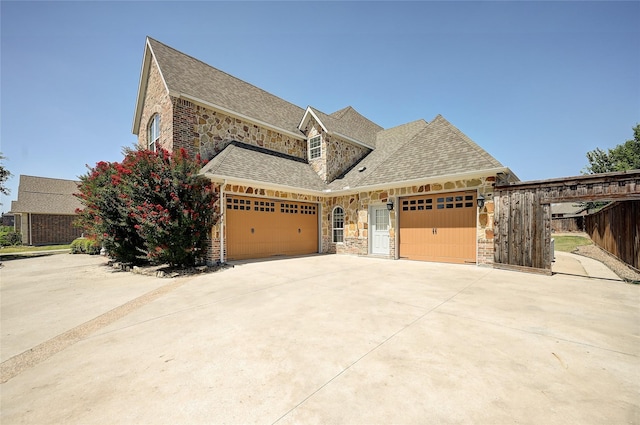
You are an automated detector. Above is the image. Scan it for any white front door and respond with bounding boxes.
[370,206,390,255]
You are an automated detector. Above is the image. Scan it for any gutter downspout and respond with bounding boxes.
[28,213,32,246]
[220,180,226,264]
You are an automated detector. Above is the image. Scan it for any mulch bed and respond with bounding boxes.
[107,260,233,278]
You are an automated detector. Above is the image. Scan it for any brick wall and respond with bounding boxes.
[30,214,82,245]
[138,61,173,151]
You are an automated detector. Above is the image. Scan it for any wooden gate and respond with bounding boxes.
[494,170,640,274]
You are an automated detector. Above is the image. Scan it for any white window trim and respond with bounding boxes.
[148,114,160,152]
[332,206,344,243]
[309,135,322,160]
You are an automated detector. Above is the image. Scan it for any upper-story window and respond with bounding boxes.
[309,135,321,160]
[332,206,344,243]
[148,114,160,152]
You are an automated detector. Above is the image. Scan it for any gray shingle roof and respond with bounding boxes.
[202,116,504,193]
[351,115,504,187]
[328,119,429,190]
[10,175,82,215]
[316,106,383,147]
[551,203,587,216]
[142,38,506,193]
[200,142,327,192]
[147,38,305,136]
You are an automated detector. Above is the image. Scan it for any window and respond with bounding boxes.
[148,114,160,152]
[309,135,321,159]
[375,209,389,231]
[332,206,344,243]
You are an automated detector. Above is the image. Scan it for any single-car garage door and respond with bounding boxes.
[225,195,318,260]
[399,191,477,264]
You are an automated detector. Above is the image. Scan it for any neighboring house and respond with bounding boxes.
[551,203,587,233]
[551,203,588,219]
[1,213,14,227]
[133,37,517,265]
[10,175,83,245]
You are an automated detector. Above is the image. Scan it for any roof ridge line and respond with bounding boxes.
[148,37,305,112]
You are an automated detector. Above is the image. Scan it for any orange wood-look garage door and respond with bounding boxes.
[225,196,318,260]
[399,191,477,264]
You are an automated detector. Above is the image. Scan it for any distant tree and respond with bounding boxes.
[584,124,640,174]
[0,153,11,201]
[582,125,640,213]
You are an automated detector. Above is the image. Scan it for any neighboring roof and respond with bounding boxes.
[299,106,383,148]
[10,175,82,215]
[133,37,306,138]
[551,203,587,216]
[201,142,327,192]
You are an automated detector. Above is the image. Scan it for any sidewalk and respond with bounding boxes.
[553,250,621,280]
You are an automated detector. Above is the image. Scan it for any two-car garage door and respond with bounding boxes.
[399,191,477,264]
[225,195,318,260]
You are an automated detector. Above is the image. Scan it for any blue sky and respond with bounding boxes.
[1,1,638,213]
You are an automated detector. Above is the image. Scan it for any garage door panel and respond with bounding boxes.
[399,192,476,264]
[226,196,318,260]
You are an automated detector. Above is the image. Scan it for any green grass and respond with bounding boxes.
[553,235,593,252]
[0,244,71,255]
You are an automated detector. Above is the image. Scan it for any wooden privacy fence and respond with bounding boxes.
[551,216,584,232]
[585,200,640,271]
[494,170,640,274]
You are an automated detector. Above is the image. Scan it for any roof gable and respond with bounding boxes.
[298,105,382,149]
[10,175,82,215]
[133,37,306,138]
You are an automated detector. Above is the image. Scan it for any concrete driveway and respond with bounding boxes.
[1,253,638,424]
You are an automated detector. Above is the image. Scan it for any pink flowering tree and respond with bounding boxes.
[76,148,219,267]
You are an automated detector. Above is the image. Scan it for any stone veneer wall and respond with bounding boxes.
[192,106,306,162]
[307,124,325,181]
[322,176,497,264]
[138,62,173,151]
[306,119,371,183]
[325,134,370,183]
[210,175,496,265]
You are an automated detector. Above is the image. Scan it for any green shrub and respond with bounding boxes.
[0,226,21,246]
[71,237,101,255]
[84,238,101,255]
[70,238,85,254]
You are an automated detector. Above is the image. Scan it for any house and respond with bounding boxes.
[10,175,83,245]
[551,203,588,219]
[551,203,587,233]
[132,37,517,265]
[1,213,14,227]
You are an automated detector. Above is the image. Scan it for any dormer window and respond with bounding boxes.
[148,114,160,152]
[309,135,321,160]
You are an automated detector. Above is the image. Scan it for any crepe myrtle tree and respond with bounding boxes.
[75,147,219,267]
